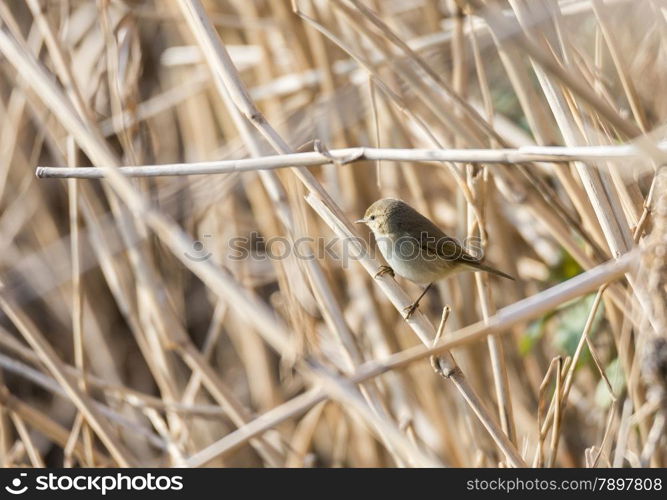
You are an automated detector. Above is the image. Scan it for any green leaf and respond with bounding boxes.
[552,293,604,366]
[520,318,545,356]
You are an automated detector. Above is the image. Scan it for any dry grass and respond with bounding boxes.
[0,0,665,467]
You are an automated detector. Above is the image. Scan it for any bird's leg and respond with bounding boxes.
[403,283,432,319]
[374,265,394,279]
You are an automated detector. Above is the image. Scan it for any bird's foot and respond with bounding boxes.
[374,265,395,279]
[403,301,419,319]
[402,283,432,320]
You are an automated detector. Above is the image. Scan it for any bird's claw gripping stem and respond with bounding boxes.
[403,302,419,319]
[374,265,394,279]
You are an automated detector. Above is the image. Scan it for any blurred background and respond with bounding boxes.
[0,0,665,467]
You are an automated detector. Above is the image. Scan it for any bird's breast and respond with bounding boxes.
[375,232,452,284]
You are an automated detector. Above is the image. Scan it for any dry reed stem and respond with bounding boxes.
[0,291,136,466]
[35,142,667,178]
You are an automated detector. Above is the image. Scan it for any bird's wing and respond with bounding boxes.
[416,217,480,266]
[409,213,514,280]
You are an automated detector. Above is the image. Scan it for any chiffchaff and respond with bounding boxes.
[356,198,514,318]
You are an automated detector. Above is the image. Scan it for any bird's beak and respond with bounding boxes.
[355,218,367,224]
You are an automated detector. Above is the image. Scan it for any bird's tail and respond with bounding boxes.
[469,262,515,281]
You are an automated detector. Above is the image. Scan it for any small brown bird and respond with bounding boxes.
[357,198,514,318]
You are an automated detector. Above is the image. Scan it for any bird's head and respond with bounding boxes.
[356,198,405,235]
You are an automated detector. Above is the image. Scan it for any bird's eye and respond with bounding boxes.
[370,215,376,221]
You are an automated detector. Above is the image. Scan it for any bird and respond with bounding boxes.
[356,198,514,318]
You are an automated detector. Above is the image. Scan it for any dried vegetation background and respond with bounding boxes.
[0,0,666,467]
